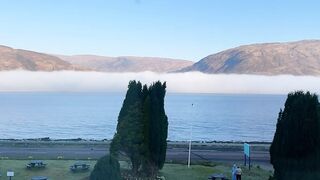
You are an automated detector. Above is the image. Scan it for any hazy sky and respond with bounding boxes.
[1,0,319,61]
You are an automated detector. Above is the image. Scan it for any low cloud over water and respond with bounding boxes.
[0,71,319,94]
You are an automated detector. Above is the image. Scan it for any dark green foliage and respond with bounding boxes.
[142,82,168,176]
[90,155,121,180]
[270,91,320,180]
[110,80,144,173]
[111,80,168,177]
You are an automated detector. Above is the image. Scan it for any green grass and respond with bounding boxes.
[160,163,273,180]
[0,160,272,180]
[0,160,95,180]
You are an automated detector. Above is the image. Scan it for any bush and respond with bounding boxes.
[270,91,320,180]
[90,155,121,180]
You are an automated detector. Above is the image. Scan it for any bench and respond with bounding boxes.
[31,176,48,180]
[208,173,228,180]
[26,160,47,169]
[70,162,90,172]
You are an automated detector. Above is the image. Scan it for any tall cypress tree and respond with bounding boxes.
[111,81,168,177]
[152,81,168,171]
[110,80,144,174]
[270,91,320,180]
[142,81,168,176]
[141,84,151,172]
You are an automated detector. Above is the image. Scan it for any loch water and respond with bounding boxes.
[0,92,286,142]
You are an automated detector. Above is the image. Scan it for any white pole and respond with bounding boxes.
[187,128,192,168]
[188,103,194,168]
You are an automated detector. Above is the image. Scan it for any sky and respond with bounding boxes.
[0,0,320,61]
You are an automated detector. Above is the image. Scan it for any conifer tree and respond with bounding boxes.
[110,80,144,174]
[270,91,320,180]
[142,81,168,176]
[111,81,168,177]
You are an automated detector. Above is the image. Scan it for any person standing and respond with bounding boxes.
[231,164,237,180]
[235,166,242,180]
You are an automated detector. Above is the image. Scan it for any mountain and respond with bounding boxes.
[0,45,78,71]
[3,40,320,75]
[57,55,193,73]
[180,40,320,75]
[0,45,192,72]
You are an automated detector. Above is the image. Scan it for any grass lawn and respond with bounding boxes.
[0,160,95,180]
[0,160,272,180]
[161,163,273,180]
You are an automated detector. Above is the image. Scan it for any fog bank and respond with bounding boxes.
[0,71,319,94]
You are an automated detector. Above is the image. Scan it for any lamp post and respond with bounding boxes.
[187,103,194,168]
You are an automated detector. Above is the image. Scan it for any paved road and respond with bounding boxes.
[167,148,269,163]
[0,145,270,167]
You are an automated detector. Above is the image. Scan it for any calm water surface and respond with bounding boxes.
[0,92,286,142]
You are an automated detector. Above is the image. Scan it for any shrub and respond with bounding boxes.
[90,155,121,180]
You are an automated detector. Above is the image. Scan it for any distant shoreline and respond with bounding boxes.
[0,137,272,144]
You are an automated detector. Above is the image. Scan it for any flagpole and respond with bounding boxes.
[188,103,194,168]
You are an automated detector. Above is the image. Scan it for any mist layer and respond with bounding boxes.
[0,71,319,94]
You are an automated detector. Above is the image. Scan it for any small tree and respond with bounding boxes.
[270,91,320,180]
[90,155,121,180]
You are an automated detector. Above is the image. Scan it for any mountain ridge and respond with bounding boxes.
[0,45,192,72]
[0,45,80,71]
[57,54,193,73]
[180,40,320,75]
[2,40,320,75]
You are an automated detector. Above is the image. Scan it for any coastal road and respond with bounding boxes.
[167,148,271,169]
[0,143,271,167]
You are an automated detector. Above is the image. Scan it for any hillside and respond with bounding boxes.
[3,40,320,75]
[180,40,320,75]
[0,45,77,71]
[57,55,193,73]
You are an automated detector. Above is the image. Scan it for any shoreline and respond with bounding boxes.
[0,137,272,144]
[0,138,271,152]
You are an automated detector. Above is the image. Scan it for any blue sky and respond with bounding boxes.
[0,0,319,61]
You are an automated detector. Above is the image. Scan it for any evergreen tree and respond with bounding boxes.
[270,91,320,180]
[141,84,151,172]
[110,80,144,174]
[110,80,168,177]
[142,81,168,176]
[90,155,121,180]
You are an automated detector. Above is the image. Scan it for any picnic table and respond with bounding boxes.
[26,160,47,169]
[70,162,90,172]
[31,176,48,180]
[208,173,227,180]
